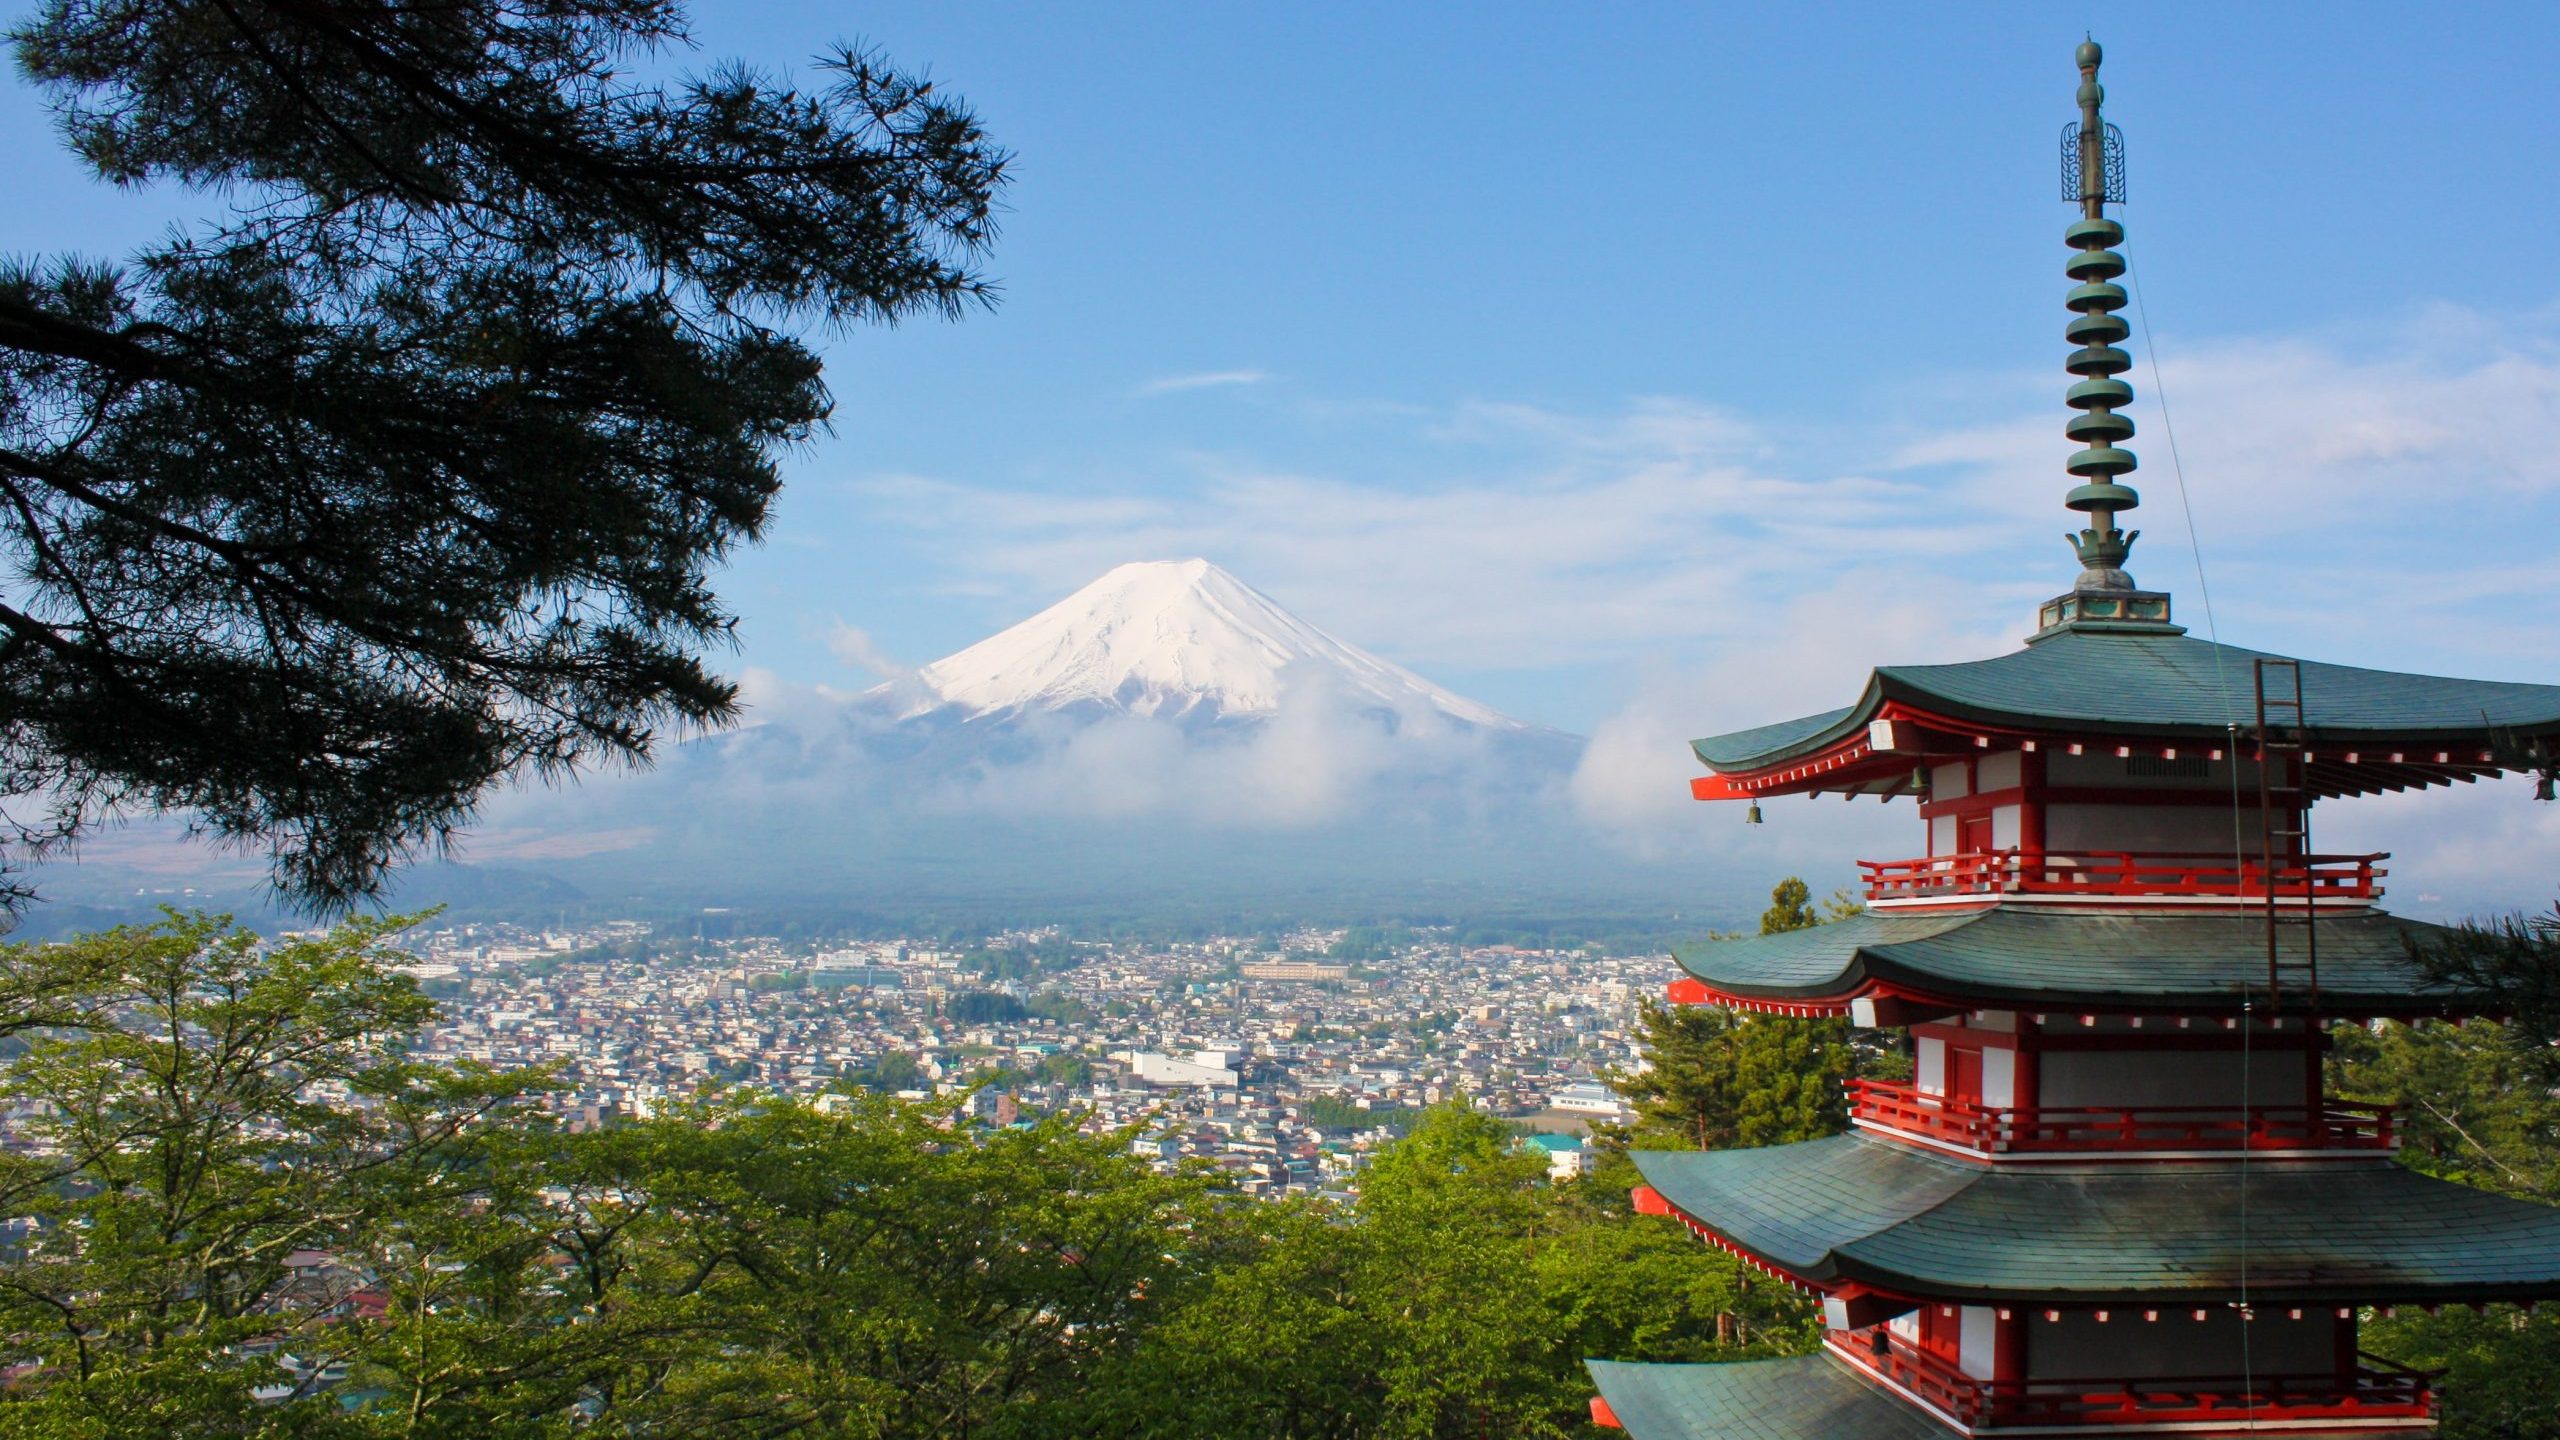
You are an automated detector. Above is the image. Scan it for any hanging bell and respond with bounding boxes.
[1911,764,1932,800]
[1744,800,1764,826]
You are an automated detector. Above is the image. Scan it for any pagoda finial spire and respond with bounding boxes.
[2034,39,2176,637]
[2062,39,2138,588]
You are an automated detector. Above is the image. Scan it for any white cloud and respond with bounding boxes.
[101,304,2560,920]
[1135,369,1272,396]
[783,303,2560,910]
[822,619,911,680]
[844,304,2560,713]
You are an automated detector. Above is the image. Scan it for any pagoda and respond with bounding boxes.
[1585,41,2560,1440]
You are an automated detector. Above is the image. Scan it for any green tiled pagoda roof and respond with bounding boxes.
[1672,907,2481,1016]
[1693,629,2560,771]
[1587,1356,1942,1440]
[1634,1134,2560,1304]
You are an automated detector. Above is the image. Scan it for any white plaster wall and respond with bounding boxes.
[1931,761,1971,799]
[1916,1037,1946,1096]
[1959,1307,1997,1381]
[1930,813,1957,855]
[1981,1047,2016,1108]
[1991,803,2022,849]
[1978,751,2024,792]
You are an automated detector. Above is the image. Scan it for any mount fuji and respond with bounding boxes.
[878,558,1533,735]
[282,558,1744,928]
[15,561,1759,932]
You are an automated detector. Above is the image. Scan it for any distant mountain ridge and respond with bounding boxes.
[879,559,1528,733]
[85,558,1642,927]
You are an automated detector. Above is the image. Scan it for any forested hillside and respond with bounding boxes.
[0,914,1812,1439]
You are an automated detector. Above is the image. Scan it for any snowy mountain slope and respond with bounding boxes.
[889,559,1526,731]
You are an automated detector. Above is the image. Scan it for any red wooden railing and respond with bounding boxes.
[1837,1330,2434,1427]
[1859,850,2386,904]
[1847,1079,2396,1154]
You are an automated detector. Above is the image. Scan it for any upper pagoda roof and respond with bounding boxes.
[1673,906,2477,1017]
[1587,1355,1942,1440]
[1633,1133,2560,1304]
[1694,628,2560,776]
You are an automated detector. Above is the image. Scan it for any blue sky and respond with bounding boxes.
[11,4,2560,906]
[718,2,2559,730]
[9,5,2556,725]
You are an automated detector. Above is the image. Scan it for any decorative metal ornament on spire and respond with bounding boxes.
[2033,39,2177,637]
[2062,39,2138,587]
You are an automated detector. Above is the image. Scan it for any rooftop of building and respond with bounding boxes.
[1631,1132,2560,1305]
[1695,629,2560,783]
[1587,1355,1943,1440]
[1668,905,2478,1018]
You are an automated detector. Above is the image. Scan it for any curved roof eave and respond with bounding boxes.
[1587,1356,1948,1440]
[1667,908,2489,1016]
[1634,1135,2560,1305]
[1690,631,2560,776]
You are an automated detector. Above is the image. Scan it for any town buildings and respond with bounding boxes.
[395,920,1646,1196]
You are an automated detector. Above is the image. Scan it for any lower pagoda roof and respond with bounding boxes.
[1672,906,2482,1017]
[1587,1355,1944,1440]
[1634,1134,2560,1304]
[1692,629,2560,774]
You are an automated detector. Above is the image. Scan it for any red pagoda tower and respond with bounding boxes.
[1586,40,2560,1440]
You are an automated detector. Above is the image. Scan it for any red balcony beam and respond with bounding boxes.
[1859,850,2388,904]
[1834,1329,2435,1428]
[1845,1079,2398,1154]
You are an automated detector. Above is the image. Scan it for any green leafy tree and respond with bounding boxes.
[0,2,1007,908]
[0,912,539,1436]
[2331,916,2560,1439]
[0,912,1227,1438]
[2330,1016,2560,1199]
[0,916,1836,1438]
[1032,1051,1093,1088]
[1119,1103,1813,1440]
[2339,1020,2560,1440]
[1611,878,1855,1150]
[1759,877,1822,933]
[1612,1001,1851,1150]
[850,1048,925,1092]
[1538,1176,1821,1359]
[2406,907,2560,1085]
[946,990,1029,1024]
[2364,1305,2560,1440]
[529,1092,1213,1438]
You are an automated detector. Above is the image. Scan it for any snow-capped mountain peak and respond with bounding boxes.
[900,559,1522,729]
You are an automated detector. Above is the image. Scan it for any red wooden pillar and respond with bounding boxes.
[1994,1306,2026,1420]
[2018,746,2047,861]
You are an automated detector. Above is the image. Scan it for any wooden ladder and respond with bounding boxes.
[2253,659,2319,1011]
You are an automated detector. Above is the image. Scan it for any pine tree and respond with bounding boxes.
[0,2,1008,910]
[1611,877,1854,1149]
